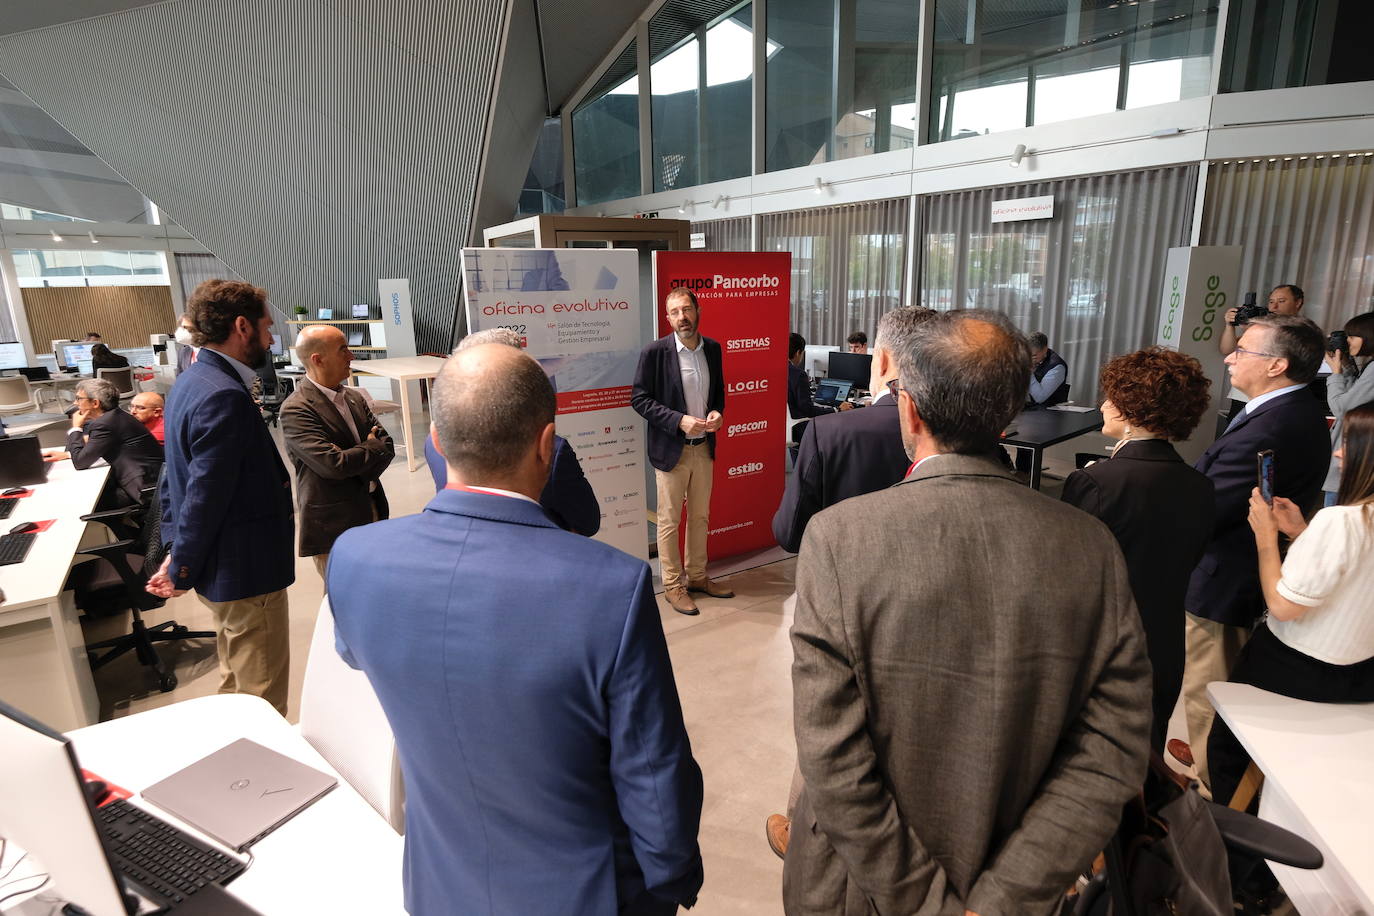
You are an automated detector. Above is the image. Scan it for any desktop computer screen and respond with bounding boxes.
[0,341,25,370]
[270,333,284,355]
[61,343,95,373]
[827,351,872,388]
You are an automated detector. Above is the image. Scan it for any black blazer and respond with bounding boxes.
[772,396,909,553]
[631,334,725,473]
[787,362,834,420]
[1186,388,1331,628]
[67,407,164,505]
[1061,439,1214,747]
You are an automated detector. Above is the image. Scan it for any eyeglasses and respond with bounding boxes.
[886,378,906,399]
[1233,346,1278,360]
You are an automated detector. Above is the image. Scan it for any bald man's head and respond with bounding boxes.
[294,324,351,387]
[431,343,555,481]
[129,391,164,425]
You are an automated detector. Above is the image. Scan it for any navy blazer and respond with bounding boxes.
[423,433,600,537]
[772,397,909,553]
[1186,388,1330,627]
[786,362,834,420]
[631,334,725,473]
[328,489,704,916]
[160,348,295,602]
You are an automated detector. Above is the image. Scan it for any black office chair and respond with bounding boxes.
[70,481,214,692]
[254,359,286,427]
[1071,756,1321,916]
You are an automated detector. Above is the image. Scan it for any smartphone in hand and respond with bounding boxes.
[1257,450,1275,505]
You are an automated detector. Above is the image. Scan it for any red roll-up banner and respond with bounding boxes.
[652,251,790,560]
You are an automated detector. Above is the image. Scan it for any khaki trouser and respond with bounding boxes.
[309,502,380,590]
[197,588,291,716]
[1182,611,1251,791]
[655,442,713,590]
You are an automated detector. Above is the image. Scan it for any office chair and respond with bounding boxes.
[69,481,215,692]
[254,360,286,427]
[0,375,38,416]
[96,366,136,404]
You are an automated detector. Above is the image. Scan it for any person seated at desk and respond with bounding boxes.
[1207,402,1374,809]
[1025,331,1069,408]
[329,341,704,916]
[423,328,599,537]
[83,331,102,342]
[787,333,850,423]
[89,343,130,372]
[129,391,165,445]
[54,378,163,507]
[845,330,868,354]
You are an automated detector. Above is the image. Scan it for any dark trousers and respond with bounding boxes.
[1144,616,1185,755]
[1207,624,1374,807]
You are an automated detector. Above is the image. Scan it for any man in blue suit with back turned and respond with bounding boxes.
[330,342,704,916]
[423,327,599,536]
[147,279,295,714]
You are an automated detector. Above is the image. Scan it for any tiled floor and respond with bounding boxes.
[84,418,1218,916]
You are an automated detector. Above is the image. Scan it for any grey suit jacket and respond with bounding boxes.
[784,454,1151,916]
[281,381,394,557]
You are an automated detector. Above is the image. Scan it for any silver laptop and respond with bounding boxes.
[141,739,337,851]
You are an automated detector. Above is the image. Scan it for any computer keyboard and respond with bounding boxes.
[0,532,34,566]
[0,498,14,519]
[97,798,245,907]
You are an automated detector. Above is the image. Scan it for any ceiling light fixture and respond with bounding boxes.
[814,177,827,194]
[88,231,99,244]
[50,231,63,242]
[1009,144,1027,168]
[712,194,726,209]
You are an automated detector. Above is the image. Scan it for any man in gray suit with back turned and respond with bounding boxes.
[784,310,1152,915]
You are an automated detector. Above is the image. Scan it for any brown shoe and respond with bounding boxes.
[765,814,790,859]
[664,586,699,616]
[1166,738,1195,768]
[687,578,735,599]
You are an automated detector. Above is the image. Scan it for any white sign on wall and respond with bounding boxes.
[990,195,1055,224]
[375,278,416,358]
[1156,245,1243,461]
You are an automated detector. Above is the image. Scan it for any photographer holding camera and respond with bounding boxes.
[1321,311,1374,504]
[1218,285,1305,422]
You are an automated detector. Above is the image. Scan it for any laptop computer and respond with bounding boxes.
[141,739,336,852]
[18,366,52,382]
[813,379,853,407]
[0,435,50,487]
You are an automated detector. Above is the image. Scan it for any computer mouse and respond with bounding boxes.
[2,487,28,496]
[9,521,39,534]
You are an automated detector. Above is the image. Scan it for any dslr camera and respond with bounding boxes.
[1326,330,1350,355]
[1233,291,1269,327]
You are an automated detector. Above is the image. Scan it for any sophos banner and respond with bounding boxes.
[652,251,790,560]
[462,248,648,563]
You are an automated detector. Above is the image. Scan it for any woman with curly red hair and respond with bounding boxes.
[1061,347,1215,750]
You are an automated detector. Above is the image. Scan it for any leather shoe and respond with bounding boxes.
[765,814,790,859]
[1166,738,1195,768]
[664,586,699,616]
[687,578,734,599]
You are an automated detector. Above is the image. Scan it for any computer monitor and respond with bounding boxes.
[0,699,132,916]
[804,344,839,378]
[61,342,95,373]
[351,303,370,319]
[0,341,25,370]
[270,333,284,355]
[346,329,365,347]
[827,351,872,388]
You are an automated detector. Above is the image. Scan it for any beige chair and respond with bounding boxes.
[0,375,37,415]
[96,367,136,403]
[297,597,405,833]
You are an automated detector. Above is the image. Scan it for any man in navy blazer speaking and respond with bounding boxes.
[148,279,295,714]
[631,287,732,616]
[329,343,704,916]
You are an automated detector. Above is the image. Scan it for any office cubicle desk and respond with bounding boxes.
[1208,683,1374,914]
[0,460,108,731]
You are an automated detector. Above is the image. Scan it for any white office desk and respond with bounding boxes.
[348,355,446,472]
[3,694,406,915]
[0,460,109,731]
[1208,682,1374,914]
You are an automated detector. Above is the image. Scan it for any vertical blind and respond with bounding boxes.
[759,198,909,347]
[690,216,752,252]
[1201,153,1374,331]
[918,165,1198,404]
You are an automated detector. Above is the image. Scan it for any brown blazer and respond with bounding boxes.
[281,380,394,557]
[784,454,1151,915]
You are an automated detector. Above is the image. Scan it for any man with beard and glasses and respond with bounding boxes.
[632,286,731,617]
[148,279,296,714]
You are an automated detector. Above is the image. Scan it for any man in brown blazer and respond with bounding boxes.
[281,325,394,578]
[785,310,1152,915]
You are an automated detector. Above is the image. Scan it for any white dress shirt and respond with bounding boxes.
[303,374,361,444]
[1271,505,1374,665]
[674,334,710,423]
[1244,382,1307,416]
[205,347,259,391]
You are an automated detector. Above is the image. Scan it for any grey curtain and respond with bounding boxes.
[690,216,752,251]
[1201,153,1374,331]
[917,165,1198,404]
[759,197,909,347]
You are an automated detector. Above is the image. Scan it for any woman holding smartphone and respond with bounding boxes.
[1207,402,1374,807]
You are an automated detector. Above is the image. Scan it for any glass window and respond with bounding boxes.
[129,251,166,276]
[652,37,701,192]
[1220,0,1373,91]
[573,42,641,207]
[930,0,1216,143]
[517,118,565,217]
[767,0,917,171]
[0,202,92,222]
[39,249,84,278]
[13,248,168,287]
[702,6,755,184]
[82,249,133,276]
